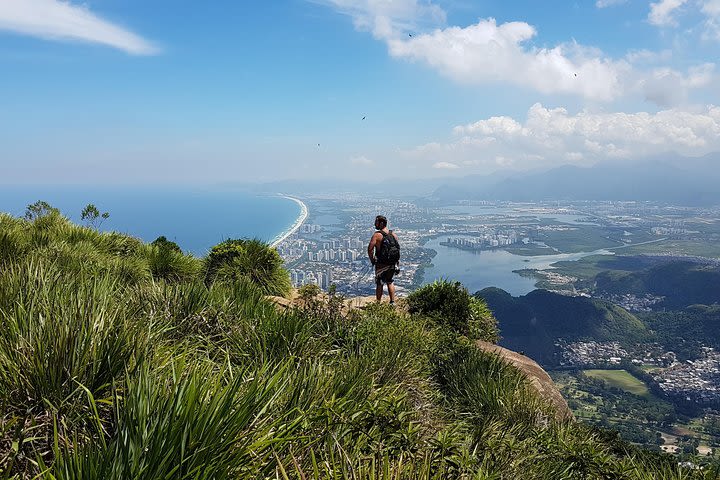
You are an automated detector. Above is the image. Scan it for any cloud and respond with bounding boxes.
[315,0,445,39]
[640,63,716,106]
[388,18,629,102]
[0,0,159,55]
[701,0,720,39]
[404,104,720,171]
[350,155,375,165]
[647,0,720,40]
[433,161,460,169]
[317,0,715,104]
[648,0,689,26]
[596,0,628,7]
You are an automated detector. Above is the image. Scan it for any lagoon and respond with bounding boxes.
[422,235,613,296]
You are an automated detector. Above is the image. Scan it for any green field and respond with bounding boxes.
[618,239,720,259]
[584,369,650,397]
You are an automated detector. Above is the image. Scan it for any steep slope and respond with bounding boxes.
[477,287,648,365]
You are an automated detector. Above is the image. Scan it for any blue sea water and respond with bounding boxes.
[0,186,301,256]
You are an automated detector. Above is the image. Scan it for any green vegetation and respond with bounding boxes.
[151,235,182,253]
[406,280,499,342]
[584,370,650,397]
[80,203,110,229]
[0,205,709,478]
[535,223,624,253]
[619,239,720,259]
[503,242,556,256]
[552,370,720,464]
[551,371,676,448]
[476,287,648,365]
[205,238,292,296]
[639,306,720,360]
[595,261,720,309]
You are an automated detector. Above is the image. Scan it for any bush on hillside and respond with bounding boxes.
[406,280,499,342]
[144,244,202,282]
[205,238,291,297]
[151,235,182,253]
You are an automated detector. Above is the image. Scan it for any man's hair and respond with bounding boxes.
[375,215,387,228]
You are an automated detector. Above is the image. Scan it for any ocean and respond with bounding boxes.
[0,186,302,256]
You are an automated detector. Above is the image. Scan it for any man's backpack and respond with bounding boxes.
[377,230,400,264]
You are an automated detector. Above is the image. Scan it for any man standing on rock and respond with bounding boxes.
[368,215,400,305]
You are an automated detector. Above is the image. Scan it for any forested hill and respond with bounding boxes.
[476,287,648,366]
[595,261,720,309]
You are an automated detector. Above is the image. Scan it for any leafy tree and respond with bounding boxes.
[24,201,58,220]
[80,204,109,229]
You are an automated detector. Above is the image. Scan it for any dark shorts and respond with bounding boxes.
[375,264,395,285]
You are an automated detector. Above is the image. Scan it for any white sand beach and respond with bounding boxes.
[270,195,308,247]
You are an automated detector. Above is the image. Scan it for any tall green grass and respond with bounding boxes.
[0,210,712,479]
[49,361,300,480]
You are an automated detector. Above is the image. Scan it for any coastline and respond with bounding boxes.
[270,195,308,248]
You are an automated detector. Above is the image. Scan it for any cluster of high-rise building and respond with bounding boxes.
[442,231,518,250]
[303,237,366,263]
[301,224,321,233]
[306,249,362,262]
[290,267,333,289]
[278,236,367,264]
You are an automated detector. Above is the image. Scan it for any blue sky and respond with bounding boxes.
[1,0,719,184]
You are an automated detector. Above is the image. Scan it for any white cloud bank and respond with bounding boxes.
[0,0,159,55]
[318,0,715,104]
[405,104,720,170]
[388,19,628,102]
[647,0,720,40]
[648,0,689,26]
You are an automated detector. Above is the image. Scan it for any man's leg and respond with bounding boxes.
[376,281,383,301]
[387,282,396,303]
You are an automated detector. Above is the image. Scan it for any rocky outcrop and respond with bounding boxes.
[266,292,398,313]
[476,340,573,421]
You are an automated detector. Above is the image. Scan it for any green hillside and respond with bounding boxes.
[0,207,706,479]
[476,287,648,365]
[595,261,720,309]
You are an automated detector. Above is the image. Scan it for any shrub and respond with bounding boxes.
[144,244,202,282]
[205,238,291,297]
[151,235,182,253]
[298,283,321,300]
[406,280,499,342]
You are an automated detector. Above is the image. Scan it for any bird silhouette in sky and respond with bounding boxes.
[362,116,366,120]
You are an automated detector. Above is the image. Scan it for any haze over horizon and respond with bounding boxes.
[1,0,719,185]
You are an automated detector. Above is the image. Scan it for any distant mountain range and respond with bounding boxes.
[431,153,720,205]
[238,152,720,205]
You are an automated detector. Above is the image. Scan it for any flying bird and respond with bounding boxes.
[362,116,366,120]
